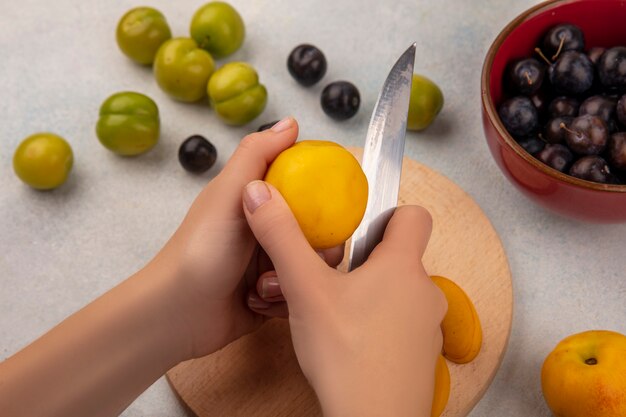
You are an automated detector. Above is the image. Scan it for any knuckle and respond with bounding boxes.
[239,133,259,150]
[255,207,300,249]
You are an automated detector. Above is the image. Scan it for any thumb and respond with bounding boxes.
[243,180,326,300]
[368,205,433,265]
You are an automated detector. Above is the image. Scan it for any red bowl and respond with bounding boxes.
[481,0,626,223]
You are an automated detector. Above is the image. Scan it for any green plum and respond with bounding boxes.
[154,38,215,102]
[190,2,245,59]
[116,7,172,65]
[13,133,73,190]
[408,74,444,131]
[96,92,160,156]
[208,62,267,126]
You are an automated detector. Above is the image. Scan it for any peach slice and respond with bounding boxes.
[431,354,450,417]
[431,275,483,364]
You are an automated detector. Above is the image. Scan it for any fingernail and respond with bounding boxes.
[244,181,271,214]
[270,117,294,133]
[261,275,282,299]
[248,292,270,310]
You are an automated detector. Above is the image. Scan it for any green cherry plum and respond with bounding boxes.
[116,7,172,65]
[13,133,73,190]
[408,74,444,131]
[190,2,245,59]
[208,62,267,125]
[96,92,160,156]
[154,38,215,102]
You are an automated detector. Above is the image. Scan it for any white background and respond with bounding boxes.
[1,0,625,415]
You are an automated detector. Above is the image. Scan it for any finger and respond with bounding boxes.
[247,291,289,318]
[317,243,345,268]
[218,117,298,191]
[192,118,299,218]
[258,245,344,276]
[243,181,326,300]
[256,243,342,302]
[256,271,284,301]
[370,205,433,261]
[263,244,344,271]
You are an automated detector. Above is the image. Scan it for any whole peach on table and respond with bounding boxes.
[541,330,626,417]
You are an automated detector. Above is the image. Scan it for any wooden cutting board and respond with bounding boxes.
[167,149,513,417]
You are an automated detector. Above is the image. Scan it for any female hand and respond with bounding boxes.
[153,117,342,359]
[0,117,350,417]
[243,182,447,417]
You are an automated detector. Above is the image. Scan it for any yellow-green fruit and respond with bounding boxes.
[96,91,160,156]
[13,133,73,190]
[408,74,444,131]
[190,1,245,59]
[208,62,267,125]
[116,7,172,65]
[154,38,215,102]
[264,141,368,249]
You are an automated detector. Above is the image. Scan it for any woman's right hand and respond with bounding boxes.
[242,181,447,417]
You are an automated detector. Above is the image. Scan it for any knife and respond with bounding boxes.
[348,43,416,271]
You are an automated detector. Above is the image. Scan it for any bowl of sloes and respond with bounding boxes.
[481,0,626,222]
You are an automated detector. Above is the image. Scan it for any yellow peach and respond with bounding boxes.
[541,330,626,417]
[264,140,368,249]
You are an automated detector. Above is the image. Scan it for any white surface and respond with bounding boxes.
[1,0,625,416]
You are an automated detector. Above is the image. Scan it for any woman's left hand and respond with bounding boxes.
[155,117,342,359]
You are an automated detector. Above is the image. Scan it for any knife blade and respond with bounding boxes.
[348,43,416,271]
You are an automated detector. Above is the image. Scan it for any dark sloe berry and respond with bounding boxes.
[549,51,594,95]
[544,116,573,144]
[569,156,614,183]
[542,24,585,59]
[598,46,626,90]
[321,81,360,120]
[178,135,217,173]
[287,44,327,86]
[608,132,626,171]
[535,144,574,172]
[578,95,617,124]
[517,136,545,155]
[507,58,545,95]
[498,96,539,137]
[548,96,580,118]
[563,114,608,155]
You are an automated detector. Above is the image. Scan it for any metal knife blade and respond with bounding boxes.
[348,43,416,271]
